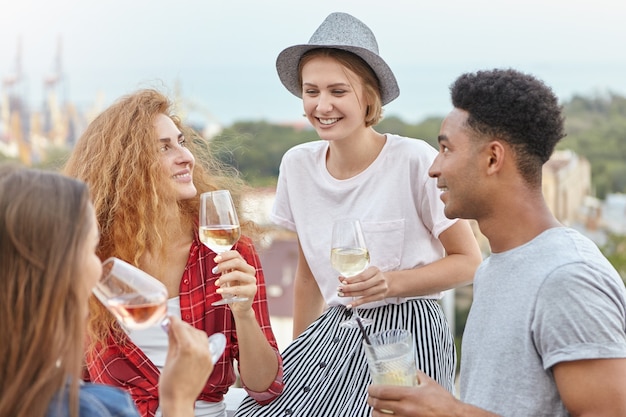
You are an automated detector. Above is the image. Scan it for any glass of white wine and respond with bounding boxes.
[93,257,226,364]
[199,190,249,306]
[331,218,374,329]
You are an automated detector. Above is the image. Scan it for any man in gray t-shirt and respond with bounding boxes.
[367,69,626,416]
[461,227,626,416]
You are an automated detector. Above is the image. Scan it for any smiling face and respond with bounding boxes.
[154,113,197,201]
[429,108,486,220]
[300,55,370,142]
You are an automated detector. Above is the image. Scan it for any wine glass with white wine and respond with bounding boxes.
[199,190,249,306]
[93,257,226,364]
[331,218,374,329]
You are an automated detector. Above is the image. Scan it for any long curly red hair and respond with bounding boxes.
[63,89,254,349]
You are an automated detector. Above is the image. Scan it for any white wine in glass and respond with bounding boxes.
[199,190,249,306]
[331,218,374,329]
[93,257,226,364]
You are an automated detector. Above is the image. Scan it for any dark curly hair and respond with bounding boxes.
[450,68,566,185]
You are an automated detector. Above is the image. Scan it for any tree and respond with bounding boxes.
[210,121,317,186]
[601,232,626,284]
[559,93,626,199]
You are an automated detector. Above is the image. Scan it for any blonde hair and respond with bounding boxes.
[298,48,384,127]
[62,89,251,348]
[0,166,93,417]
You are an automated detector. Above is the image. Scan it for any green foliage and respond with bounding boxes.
[209,121,317,186]
[10,92,626,198]
[0,153,19,164]
[208,92,626,199]
[376,115,442,148]
[0,147,70,172]
[33,147,71,171]
[600,232,626,284]
[559,93,626,199]
[210,115,444,186]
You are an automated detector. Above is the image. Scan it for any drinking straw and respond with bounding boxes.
[355,316,372,345]
[356,316,379,363]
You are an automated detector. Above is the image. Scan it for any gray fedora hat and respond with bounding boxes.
[276,12,400,106]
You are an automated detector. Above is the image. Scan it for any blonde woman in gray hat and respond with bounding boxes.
[235,12,482,416]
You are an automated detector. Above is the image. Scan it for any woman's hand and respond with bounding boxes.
[337,265,391,308]
[213,250,258,313]
[159,316,213,417]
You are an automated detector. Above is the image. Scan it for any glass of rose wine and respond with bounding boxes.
[199,190,249,306]
[331,218,374,329]
[93,257,226,364]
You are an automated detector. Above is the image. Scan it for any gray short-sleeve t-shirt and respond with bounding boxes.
[460,227,626,416]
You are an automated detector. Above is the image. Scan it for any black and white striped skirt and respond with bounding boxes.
[235,299,456,416]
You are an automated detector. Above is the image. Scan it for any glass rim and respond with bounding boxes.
[363,328,412,347]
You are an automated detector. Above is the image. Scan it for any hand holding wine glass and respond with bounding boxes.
[93,257,226,364]
[199,190,249,306]
[331,218,374,329]
[159,315,215,413]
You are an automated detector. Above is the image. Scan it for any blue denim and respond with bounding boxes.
[46,382,138,417]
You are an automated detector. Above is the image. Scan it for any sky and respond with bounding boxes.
[2,0,626,126]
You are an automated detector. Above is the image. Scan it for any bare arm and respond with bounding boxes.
[215,250,279,393]
[389,220,482,295]
[292,241,326,338]
[232,308,280,392]
[553,358,626,416]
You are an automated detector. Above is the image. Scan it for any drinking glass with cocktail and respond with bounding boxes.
[363,329,418,387]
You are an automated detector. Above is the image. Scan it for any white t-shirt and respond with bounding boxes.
[271,134,457,308]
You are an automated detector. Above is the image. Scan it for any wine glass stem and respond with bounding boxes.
[220,271,235,300]
[351,298,362,317]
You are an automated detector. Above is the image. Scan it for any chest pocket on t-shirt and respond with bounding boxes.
[361,219,404,272]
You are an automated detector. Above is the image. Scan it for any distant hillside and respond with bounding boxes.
[209,93,626,199]
[559,93,626,199]
[7,93,625,199]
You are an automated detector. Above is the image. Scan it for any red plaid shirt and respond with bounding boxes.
[84,234,284,417]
